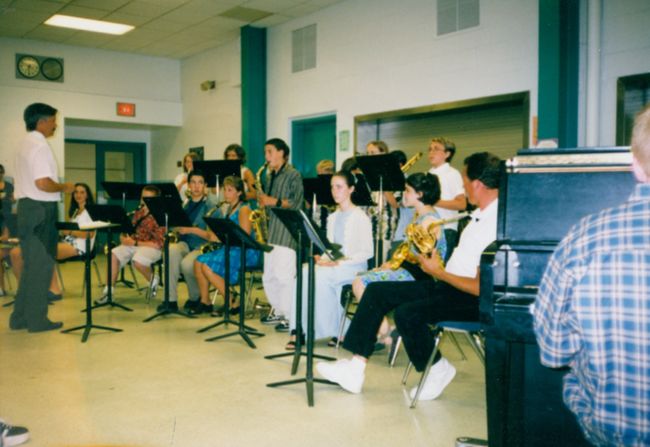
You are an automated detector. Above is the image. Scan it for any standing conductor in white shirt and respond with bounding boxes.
[9,103,74,333]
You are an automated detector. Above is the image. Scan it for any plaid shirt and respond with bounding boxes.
[533,183,650,446]
[132,207,165,249]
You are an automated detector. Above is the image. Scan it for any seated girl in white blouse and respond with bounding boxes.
[287,170,374,350]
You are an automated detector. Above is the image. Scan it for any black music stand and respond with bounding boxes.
[194,160,242,199]
[266,209,342,407]
[355,154,404,266]
[142,195,196,322]
[197,217,271,348]
[85,205,134,312]
[59,222,123,342]
[303,175,335,229]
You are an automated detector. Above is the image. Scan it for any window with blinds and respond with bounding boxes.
[355,92,529,172]
[617,73,650,146]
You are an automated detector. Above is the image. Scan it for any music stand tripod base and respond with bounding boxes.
[61,230,123,343]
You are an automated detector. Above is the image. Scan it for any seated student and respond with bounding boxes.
[191,176,260,315]
[351,172,447,350]
[10,182,97,302]
[96,185,165,304]
[287,170,373,349]
[175,152,198,200]
[162,170,213,312]
[317,152,500,401]
[224,144,257,201]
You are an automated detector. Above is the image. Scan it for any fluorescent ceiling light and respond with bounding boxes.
[45,14,134,35]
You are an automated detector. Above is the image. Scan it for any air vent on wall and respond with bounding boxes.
[437,0,480,36]
[292,24,317,73]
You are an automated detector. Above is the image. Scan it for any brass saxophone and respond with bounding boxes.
[249,163,269,244]
[401,151,423,173]
[388,212,469,270]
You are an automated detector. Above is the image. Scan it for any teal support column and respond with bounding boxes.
[538,0,579,148]
[241,25,267,169]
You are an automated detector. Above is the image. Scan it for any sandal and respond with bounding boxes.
[286,330,305,350]
[327,337,342,347]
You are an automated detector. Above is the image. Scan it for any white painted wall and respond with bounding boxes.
[151,39,241,181]
[0,37,182,179]
[598,0,650,145]
[266,0,539,165]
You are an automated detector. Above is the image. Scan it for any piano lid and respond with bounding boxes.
[507,146,632,173]
[498,147,636,242]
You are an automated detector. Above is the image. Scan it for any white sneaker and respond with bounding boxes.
[94,286,114,305]
[409,357,456,401]
[150,275,160,297]
[316,358,365,394]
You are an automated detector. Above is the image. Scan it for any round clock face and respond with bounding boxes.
[41,58,63,81]
[17,55,40,78]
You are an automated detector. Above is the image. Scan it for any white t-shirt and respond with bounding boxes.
[428,162,465,231]
[14,131,60,202]
[174,172,188,200]
[445,199,498,278]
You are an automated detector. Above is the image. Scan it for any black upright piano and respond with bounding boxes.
[479,147,636,447]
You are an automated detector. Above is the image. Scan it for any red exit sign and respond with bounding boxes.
[116,102,136,117]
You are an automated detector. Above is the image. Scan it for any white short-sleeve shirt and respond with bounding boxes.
[14,131,60,202]
[429,162,465,231]
[445,199,498,278]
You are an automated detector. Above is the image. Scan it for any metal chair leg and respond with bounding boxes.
[56,263,65,291]
[445,331,467,361]
[389,335,402,367]
[93,259,104,287]
[336,292,354,349]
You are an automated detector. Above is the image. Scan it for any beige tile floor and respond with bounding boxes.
[0,257,486,447]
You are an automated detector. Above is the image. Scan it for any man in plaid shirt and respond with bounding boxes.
[533,105,650,446]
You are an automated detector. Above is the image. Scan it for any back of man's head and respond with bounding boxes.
[24,103,57,131]
[632,105,650,176]
[464,152,502,189]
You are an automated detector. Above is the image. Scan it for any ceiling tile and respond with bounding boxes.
[70,0,131,11]
[102,11,156,26]
[252,13,290,27]
[139,18,188,33]
[57,4,112,19]
[115,0,177,17]
[65,32,117,46]
[9,0,64,14]
[24,24,78,41]
[243,0,303,13]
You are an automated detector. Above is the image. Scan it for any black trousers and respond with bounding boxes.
[342,279,478,371]
[10,198,58,330]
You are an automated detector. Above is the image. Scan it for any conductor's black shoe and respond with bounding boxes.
[9,315,27,331]
[157,302,178,312]
[47,291,63,302]
[28,320,63,333]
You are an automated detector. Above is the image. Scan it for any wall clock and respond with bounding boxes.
[17,55,40,79]
[41,58,64,81]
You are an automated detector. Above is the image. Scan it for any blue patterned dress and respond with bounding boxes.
[358,210,447,285]
[196,206,260,284]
